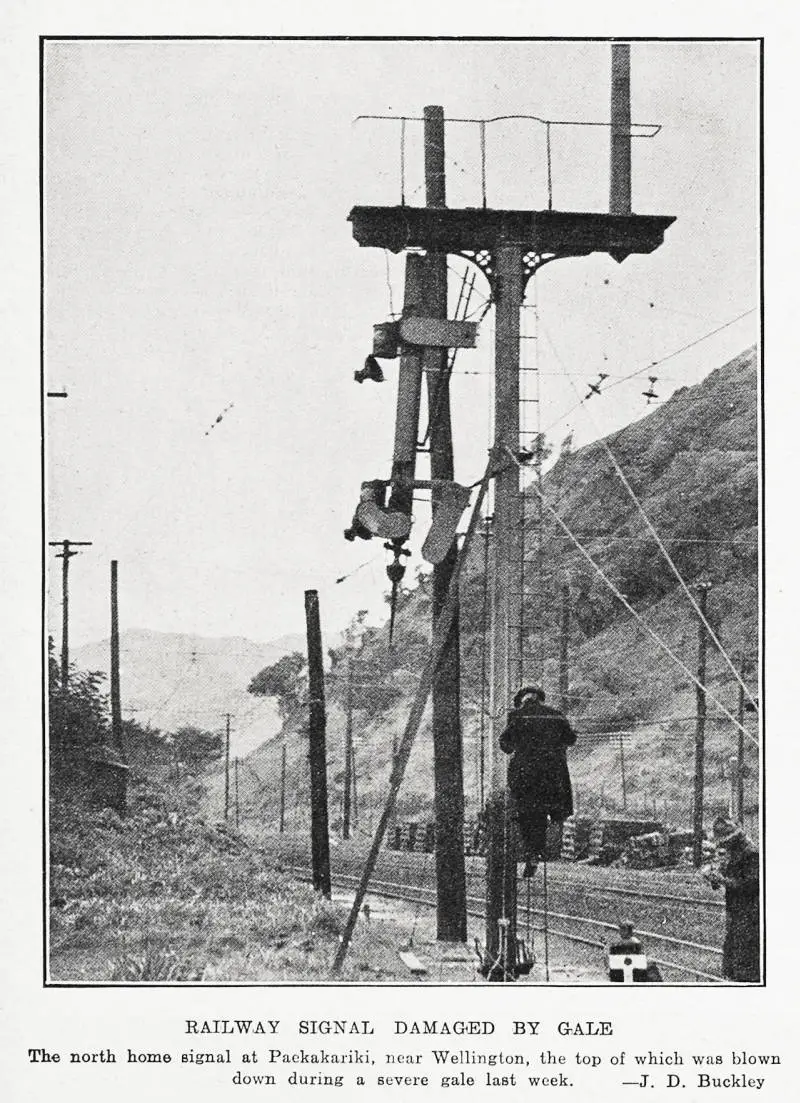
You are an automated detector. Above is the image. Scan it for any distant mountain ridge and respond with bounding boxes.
[72,628,311,758]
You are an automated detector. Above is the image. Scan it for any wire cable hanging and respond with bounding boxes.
[544,325,759,711]
[539,307,758,439]
[143,671,190,728]
[603,308,757,394]
[503,445,757,746]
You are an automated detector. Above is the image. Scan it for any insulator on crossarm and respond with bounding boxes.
[642,376,659,404]
[585,372,609,400]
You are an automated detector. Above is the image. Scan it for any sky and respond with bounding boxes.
[44,38,759,648]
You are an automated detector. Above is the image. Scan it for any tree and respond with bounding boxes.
[247,652,307,720]
[122,719,171,773]
[48,636,111,753]
[171,726,224,767]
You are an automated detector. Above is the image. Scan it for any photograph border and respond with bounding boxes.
[40,33,765,989]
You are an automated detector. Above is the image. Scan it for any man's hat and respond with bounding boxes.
[514,685,545,709]
[712,816,743,843]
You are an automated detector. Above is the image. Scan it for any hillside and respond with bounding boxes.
[233,347,759,837]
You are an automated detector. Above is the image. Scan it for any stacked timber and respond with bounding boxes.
[616,830,672,869]
[464,817,486,856]
[561,816,592,861]
[588,819,664,865]
[419,822,436,853]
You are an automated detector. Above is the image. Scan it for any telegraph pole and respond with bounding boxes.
[305,589,332,898]
[351,743,359,829]
[223,712,232,821]
[692,582,712,866]
[342,658,354,839]
[110,560,123,753]
[734,651,750,825]
[424,104,467,943]
[49,539,92,749]
[559,580,570,712]
[234,757,240,830]
[279,742,287,833]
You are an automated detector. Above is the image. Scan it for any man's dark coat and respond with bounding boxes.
[500,699,577,821]
[719,837,760,982]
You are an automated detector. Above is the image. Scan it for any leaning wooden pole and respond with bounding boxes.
[331,453,497,975]
[305,589,332,898]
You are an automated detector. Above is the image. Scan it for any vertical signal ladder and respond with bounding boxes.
[513,273,547,692]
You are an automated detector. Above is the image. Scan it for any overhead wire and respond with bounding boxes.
[539,306,757,438]
[603,308,757,394]
[503,446,757,746]
[543,326,759,712]
[335,553,383,585]
[142,670,190,728]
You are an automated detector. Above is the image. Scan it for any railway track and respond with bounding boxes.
[287,857,724,983]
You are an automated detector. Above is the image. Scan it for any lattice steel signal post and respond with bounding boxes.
[347,43,675,979]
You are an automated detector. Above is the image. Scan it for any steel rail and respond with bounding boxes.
[288,865,723,983]
[509,898,722,956]
[287,845,724,909]
[544,877,725,911]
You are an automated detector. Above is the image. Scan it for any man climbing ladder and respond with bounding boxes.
[500,686,577,876]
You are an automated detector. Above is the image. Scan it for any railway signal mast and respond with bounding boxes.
[345,42,674,979]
